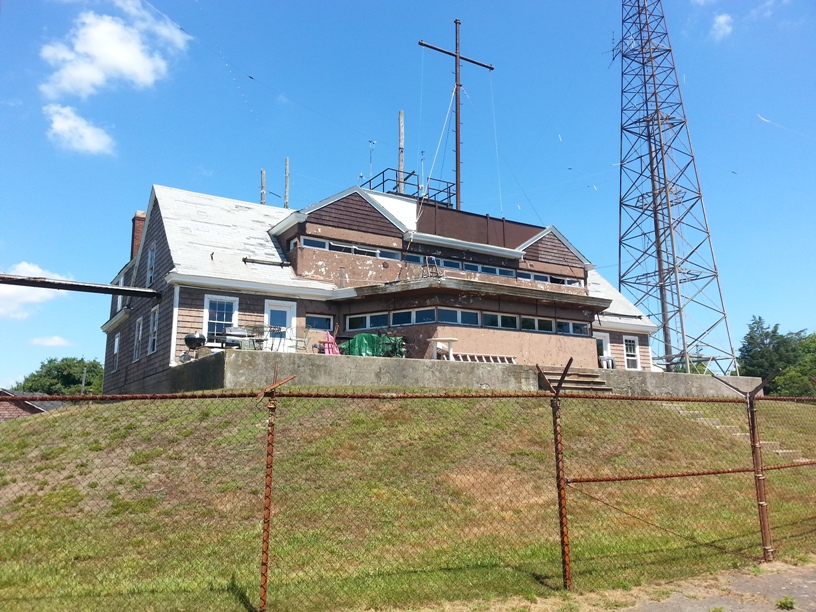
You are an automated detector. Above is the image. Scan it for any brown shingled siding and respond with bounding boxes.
[416,204,541,248]
[308,193,403,238]
[524,233,584,268]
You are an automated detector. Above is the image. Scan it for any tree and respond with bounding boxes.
[774,334,816,397]
[12,357,104,395]
[737,316,804,395]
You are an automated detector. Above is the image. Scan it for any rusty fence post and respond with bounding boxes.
[746,391,775,562]
[713,372,778,562]
[539,359,573,590]
[257,375,296,612]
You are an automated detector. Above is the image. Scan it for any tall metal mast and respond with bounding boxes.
[617,0,737,374]
[419,19,494,210]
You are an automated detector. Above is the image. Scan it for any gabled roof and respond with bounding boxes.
[517,226,591,267]
[147,185,334,292]
[587,269,658,333]
[297,186,415,233]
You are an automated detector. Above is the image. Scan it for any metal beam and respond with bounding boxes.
[0,274,161,300]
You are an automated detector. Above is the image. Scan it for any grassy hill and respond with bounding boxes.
[1,391,814,611]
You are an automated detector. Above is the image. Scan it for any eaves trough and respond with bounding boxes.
[329,277,613,312]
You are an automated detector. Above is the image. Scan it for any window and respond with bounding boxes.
[306,315,333,331]
[391,311,412,326]
[369,313,388,328]
[404,253,425,264]
[460,311,479,326]
[521,317,554,332]
[498,268,515,277]
[517,271,532,280]
[116,275,124,312]
[556,320,590,335]
[112,333,120,372]
[204,295,239,343]
[483,313,518,329]
[624,336,640,370]
[481,266,498,275]
[347,315,367,330]
[437,308,458,324]
[146,242,156,285]
[302,237,327,249]
[346,312,388,330]
[440,259,462,269]
[133,317,143,362]
[533,274,550,282]
[415,309,436,324]
[147,306,159,354]
[463,262,479,272]
[379,250,401,260]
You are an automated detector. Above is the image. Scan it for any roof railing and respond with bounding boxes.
[362,168,455,207]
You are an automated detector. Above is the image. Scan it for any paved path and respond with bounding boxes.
[630,562,816,612]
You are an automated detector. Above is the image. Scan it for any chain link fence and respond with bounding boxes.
[1,383,814,611]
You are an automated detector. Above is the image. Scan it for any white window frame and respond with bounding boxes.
[203,295,239,345]
[521,317,555,333]
[112,333,120,372]
[133,317,143,362]
[146,241,156,286]
[346,312,388,331]
[555,320,590,336]
[305,314,333,331]
[624,335,641,370]
[483,312,518,329]
[116,275,124,312]
[147,306,159,355]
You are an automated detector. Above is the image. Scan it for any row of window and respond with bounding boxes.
[292,236,583,286]
[346,307,590,336]
[111,306,159,372]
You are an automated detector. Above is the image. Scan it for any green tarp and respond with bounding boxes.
[339,333,405,357]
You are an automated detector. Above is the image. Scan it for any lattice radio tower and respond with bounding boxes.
[617,0,737,374]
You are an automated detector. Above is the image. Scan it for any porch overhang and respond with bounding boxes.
[329,277,612,312]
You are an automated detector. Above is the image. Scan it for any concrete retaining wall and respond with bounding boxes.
[590,367,761,398]
[119,351,760,398]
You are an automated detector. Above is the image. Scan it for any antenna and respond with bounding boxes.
[368,140,376,179]
[617,0,736,374]
[260,168,266,206]
[398,111,405,194]
[419,19,494,210]
[284,157,289,209]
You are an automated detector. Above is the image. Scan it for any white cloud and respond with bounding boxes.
[0,262,71,320]
[711,14,734,40]
[39,2,190,100]
[30,336,73,347]
[749,0,790,20]
[44,104,115,155]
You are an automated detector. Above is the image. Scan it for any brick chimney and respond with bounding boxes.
[131,211,146,260]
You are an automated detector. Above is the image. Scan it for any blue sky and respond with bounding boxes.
[1,0,813,388]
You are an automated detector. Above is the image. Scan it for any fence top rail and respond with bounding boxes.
[0,390,775,403]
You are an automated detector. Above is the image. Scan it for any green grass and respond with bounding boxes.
[0,391,814,610]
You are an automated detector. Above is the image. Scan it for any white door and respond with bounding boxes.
[264,300,297,352]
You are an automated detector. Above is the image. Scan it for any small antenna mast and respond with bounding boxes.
[398,110,405,194]
[368,140,376,180]
[260,168,266,206]
[284,157,290,209]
